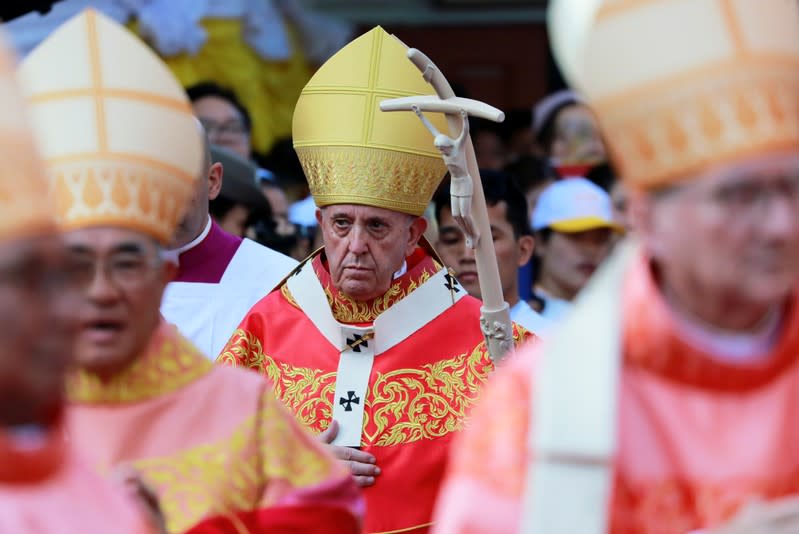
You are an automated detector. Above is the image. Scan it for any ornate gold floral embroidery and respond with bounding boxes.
[221,325,528,445]
[221,328,540,445]
[316,257,439,324]
[280,282,300,310]
[365,341,492,446]
[271,253,441,323]
[221,329,339,432]
[132,389,336,534]
[67,325,213,403]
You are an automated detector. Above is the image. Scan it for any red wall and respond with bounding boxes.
[377,24,550,113]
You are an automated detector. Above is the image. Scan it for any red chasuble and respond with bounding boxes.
[434,254,799,534]
[220,247,530,534]
[66,322,362,534]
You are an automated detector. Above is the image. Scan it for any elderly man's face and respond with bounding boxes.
[640,153,799,310]
[317,205,427,301]
[0,233,77,426]
[65,227,174,378]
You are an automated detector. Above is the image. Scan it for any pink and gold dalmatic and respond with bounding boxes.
[67,322,362,534]
[18,9,204,243]
[550,0,799,189]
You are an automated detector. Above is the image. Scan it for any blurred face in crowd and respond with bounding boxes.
[550,104,606,166]
[317,205,427,301]
[635,153,799,329]
[192,96,251,160]
[474,130,508,171]
[261,183,312,260]
[65,228,175,379]
[261,183,294,237]
[216,204,252,238]
[536,227,615,301]
[0,233,76,426]
[438,202,533,303]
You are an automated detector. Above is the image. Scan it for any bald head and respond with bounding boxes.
[169,121,223,248]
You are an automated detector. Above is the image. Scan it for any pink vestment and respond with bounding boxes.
[434,255,799,534]
[0,424,152,533]
[66,321,362,534]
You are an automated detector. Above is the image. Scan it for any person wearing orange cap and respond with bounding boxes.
[0,25,156,534]
[19,9,362,534]
[218,26,530,534]
[433,0,799,533]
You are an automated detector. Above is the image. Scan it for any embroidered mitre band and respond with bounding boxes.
[18,9,203,244]
[548,0,799,190]
[292,26,448,216]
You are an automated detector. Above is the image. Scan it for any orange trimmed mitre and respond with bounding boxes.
[549,0,799,190]
[18,9,203,244]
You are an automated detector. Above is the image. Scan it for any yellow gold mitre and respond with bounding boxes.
[549,0,799,190]
[0,31,53,242]
[18,9,203,244]
[293,26,448,216]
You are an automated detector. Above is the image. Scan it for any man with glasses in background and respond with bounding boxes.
[188,81,253,160]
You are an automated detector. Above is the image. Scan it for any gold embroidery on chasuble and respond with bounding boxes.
[276,255,439,323]
[222,328,534,447]
[220,252,529,446]
[67,329,213,403]
[221,329,338,431]
[313,254,439,324]
[129,389,336,534]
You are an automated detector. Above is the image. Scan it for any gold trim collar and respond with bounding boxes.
[67,321,213,404]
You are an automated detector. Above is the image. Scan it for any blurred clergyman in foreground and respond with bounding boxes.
[20,9,361,534]
[434,1,799,532]
[0,20,155,534]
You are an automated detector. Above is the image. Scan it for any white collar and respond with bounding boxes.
[393,260,408,280]
[171,217,212,256]
[671,306,782,364]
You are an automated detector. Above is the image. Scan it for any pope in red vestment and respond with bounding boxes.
[434,0,799,533]
[222,246,527,533]
[219,25,531,534]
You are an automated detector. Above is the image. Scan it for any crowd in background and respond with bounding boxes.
[188,79,628,328]
[3,0,631,323]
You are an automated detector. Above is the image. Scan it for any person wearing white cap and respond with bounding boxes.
[529,177,621,322]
